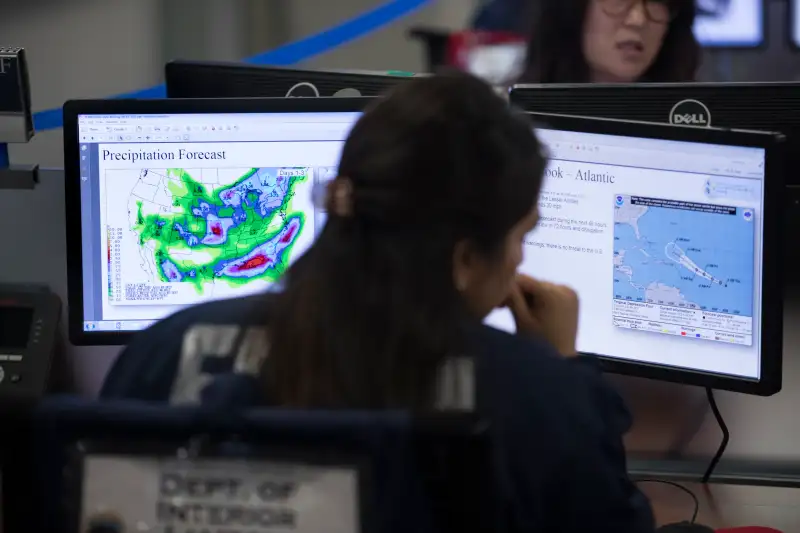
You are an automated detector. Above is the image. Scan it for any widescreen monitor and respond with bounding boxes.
[694,0,764,48]
[165,60,422,99]
[63,97,783,395]
[63,97,372,345]
[507,82,800,272]
[509,82,800,282]
[508,84,800,171]
[485,113,783,395]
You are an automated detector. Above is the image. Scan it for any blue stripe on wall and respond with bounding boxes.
[33,0,430,131]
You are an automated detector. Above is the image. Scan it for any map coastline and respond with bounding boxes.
[122,166,310,299]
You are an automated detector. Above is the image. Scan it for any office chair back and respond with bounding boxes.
[22,396,499,533]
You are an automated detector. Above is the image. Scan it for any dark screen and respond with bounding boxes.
[0,307,33,349]
[0,55,24,113]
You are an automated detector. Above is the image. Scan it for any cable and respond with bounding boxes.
[637,479,700,523]
[701,386,729,484]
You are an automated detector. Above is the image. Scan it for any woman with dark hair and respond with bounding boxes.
[265,72,549,410]
[102,72,655,532]
[522,0,700,83]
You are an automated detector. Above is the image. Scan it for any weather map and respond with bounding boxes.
[612,194,755,345]
[105,166,314,306]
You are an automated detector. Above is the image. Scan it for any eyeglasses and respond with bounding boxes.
[598,0,676,24]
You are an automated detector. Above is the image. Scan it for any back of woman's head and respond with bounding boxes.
[267,71,546,410]
[522,0,699,84]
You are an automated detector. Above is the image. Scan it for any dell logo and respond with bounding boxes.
[669,99,711,127]
[673,114,706,125]
[285,82,363,98]
[285,82,320,98]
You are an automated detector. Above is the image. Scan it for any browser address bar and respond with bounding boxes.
[184,125,352,142]
[235,123,352,138]
[549,144,760,178]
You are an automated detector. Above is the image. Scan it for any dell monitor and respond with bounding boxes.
[485,113,783,395]
[508,83,799,187]
[64,96,783,395]
[165,60,422,99]
[508,83,800,273]
[63,97,372,346]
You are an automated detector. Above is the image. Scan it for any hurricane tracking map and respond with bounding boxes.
[612,194,755,345]
[104,167,314,306]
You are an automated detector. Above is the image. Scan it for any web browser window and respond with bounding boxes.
[77,113,766,381]
[76,112,359,333]
[486,127,765,380]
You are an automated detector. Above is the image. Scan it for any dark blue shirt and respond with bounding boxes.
[101,294,654,532]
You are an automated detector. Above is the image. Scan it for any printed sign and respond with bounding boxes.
[79,455,360,533]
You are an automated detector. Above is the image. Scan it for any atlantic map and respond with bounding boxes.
[127,167,309,295]
[612,194,755,317]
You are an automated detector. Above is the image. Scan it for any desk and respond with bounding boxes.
[639,482,800,531]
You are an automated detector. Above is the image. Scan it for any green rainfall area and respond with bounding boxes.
[133,167,307,290]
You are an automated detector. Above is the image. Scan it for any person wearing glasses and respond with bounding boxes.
[521,0,700,83]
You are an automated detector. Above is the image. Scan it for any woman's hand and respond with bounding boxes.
[507,274,580,357]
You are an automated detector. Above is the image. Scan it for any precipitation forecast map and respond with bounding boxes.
[612,194,755,317]
[109,166,312,305]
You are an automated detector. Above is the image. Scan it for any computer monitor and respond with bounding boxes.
[63,97,371,346]
[508,84,800,178]
[63,95,783,394]
[694,0,765,48]
[789,0,800,48]
[507,83,800,265]
[509,82,800,280]
[485,113,783,395]
[165,60,422,99]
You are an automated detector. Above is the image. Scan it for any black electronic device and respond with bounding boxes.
[509,83,799,184]
[0,284,61,404]
[509,82,800,278]
[0,46,38,188]
[165,60,422,99]
[63,96,372,346]
[408,27,451,71]
[484,112,783,395]
[0,47,32,142]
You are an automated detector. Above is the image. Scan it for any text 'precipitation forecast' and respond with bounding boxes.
[106,167,313,307]
[612,194,755,346]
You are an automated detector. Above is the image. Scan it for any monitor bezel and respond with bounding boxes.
[509,81,800,96]
[164,60,422,99]
[525,111,784,396]
[63,97,373,347]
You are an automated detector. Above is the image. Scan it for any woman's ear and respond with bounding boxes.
[452,239,478,292]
